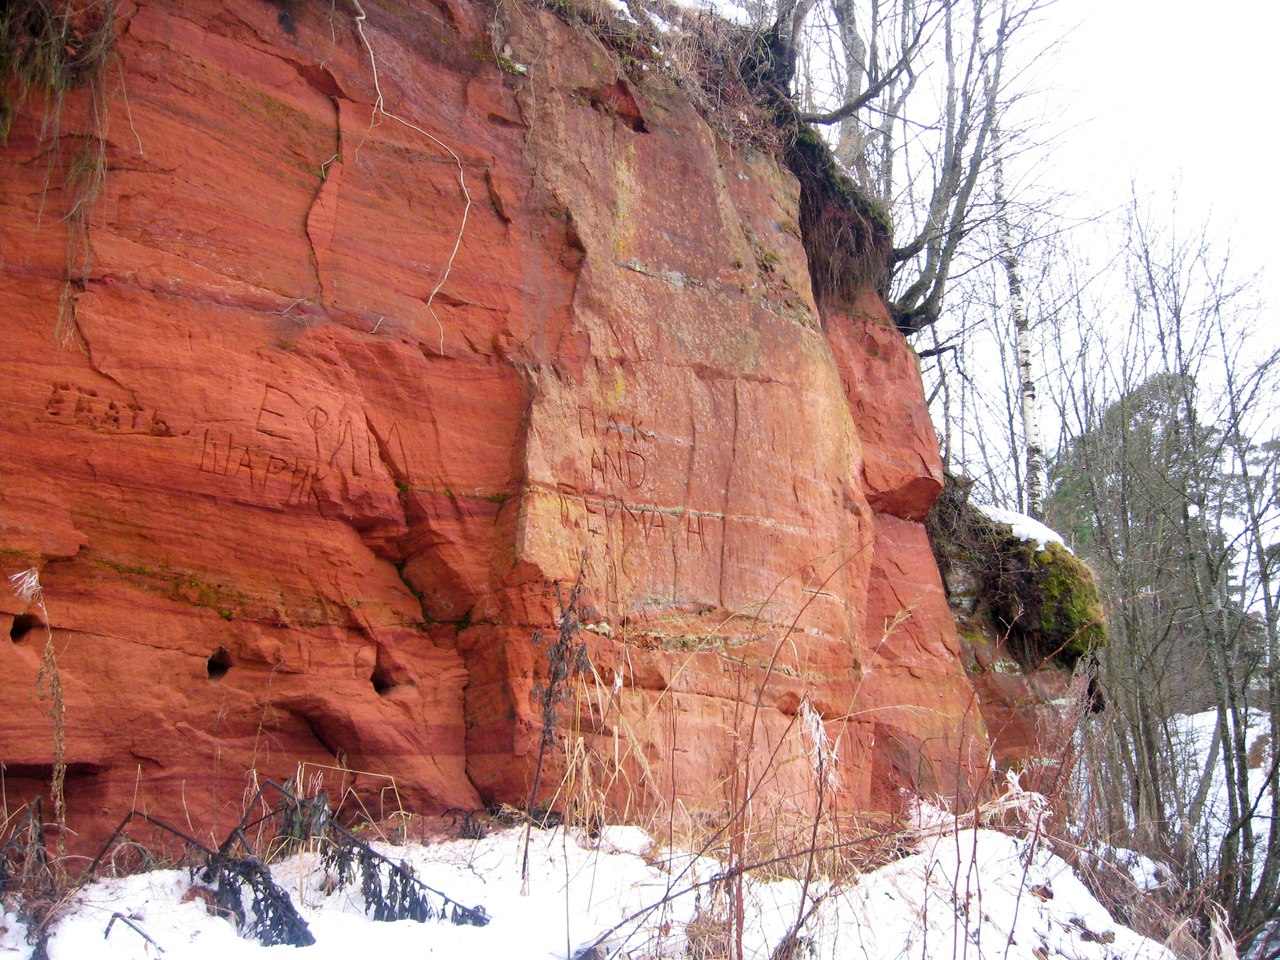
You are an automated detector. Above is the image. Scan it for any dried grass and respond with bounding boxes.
[1,1,116,347]
[7,570,66,868]
[0,0,115,140]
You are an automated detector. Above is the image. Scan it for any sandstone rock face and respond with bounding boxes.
[0,0,991,849]
[963,631,1077,791]
[929,481,1082,794]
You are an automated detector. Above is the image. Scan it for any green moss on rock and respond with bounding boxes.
[928,473,1107,671]
[1020,541,1107,666]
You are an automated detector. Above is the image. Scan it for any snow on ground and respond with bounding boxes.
[683,0,755,25]
[975,504,1073,554]
[1106,847,1169,893]
[2,817,1176,960]
[1170,709,1276,880]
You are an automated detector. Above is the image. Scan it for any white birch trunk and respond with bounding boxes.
[993,129,1043,518]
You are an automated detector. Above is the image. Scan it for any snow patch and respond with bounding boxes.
[683,0,755,26]
[977,503,1073,553]
[8,819,1179,960]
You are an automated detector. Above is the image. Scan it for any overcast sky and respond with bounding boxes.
[1041,0,1280,307]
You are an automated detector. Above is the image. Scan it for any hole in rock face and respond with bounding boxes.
[10,613,42,643]
[370,663,394,696]
[207,647,232,680]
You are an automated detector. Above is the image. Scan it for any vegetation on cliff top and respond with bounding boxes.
[1,0,116,346]
[0,0,114,141]
[530,0,897,313]
[929,472,1107,672]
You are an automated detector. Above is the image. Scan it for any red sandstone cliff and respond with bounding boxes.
[0,0,1012,848]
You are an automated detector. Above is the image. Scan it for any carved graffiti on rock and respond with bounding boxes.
[254,384,378,479]
[197,430,322,505]
[44,382,171,436]
[559,404,717,559]
[578,406,652,493]
[42,380,399,511]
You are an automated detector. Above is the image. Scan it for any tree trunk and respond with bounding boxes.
[993,127,1043,518]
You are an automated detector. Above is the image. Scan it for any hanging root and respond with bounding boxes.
[347,0,472,355]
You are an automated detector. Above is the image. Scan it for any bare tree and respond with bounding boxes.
[757,0,1052,333]
[1044,198,1280,950]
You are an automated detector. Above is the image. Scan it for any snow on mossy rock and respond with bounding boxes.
[929,475,1106,670]
[976,504,1070,553]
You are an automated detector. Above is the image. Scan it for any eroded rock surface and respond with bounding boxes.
[0,0,991,848]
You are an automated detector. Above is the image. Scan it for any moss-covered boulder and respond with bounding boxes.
[928,474,1107,670]
[998,539,1106,668]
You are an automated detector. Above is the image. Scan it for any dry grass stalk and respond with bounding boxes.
[522,559,592,892]
[1,1,117,347]
[8,569,67,867]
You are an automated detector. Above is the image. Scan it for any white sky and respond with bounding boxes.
[1040,0,1280,305]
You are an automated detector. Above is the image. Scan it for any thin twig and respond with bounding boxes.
[104,913,165,952]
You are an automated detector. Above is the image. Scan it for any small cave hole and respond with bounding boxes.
[207,647,232,681]
[370,663,395,696]
[10,613,43,644]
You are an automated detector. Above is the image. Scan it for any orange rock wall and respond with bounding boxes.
[0,0,989,848]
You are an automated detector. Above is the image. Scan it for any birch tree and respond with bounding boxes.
[1045,201,1280,950]
[993,124,1043,517]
